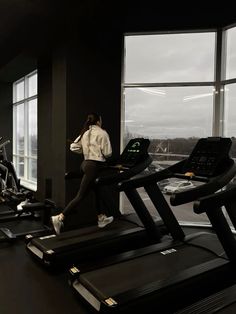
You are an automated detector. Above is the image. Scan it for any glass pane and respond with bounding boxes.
[223,83,236,157]
[28,158,37,182]
[15,80,24,102]
[15,156,24,178]
[124,33,215,83]
[123,86,213,224]
[28,73,37,97]
[124,86,213,140]
[225,27,236,80]
[15,103,24,155]
[28,99,37,157]
[19,157,24,177]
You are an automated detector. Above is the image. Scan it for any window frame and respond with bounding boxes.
[121,30,221,144]
[121,29,232,227]
[12,70,37,191]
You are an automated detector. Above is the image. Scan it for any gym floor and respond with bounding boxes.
[0,226,216,314]
[0,240,91,314]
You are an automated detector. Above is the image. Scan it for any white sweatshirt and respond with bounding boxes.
[70,125,112,162]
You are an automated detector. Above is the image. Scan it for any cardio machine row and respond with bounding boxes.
[0,137,56,242]
[26,136,236,313]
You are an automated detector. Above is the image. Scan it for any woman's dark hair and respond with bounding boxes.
[80,113,101,138]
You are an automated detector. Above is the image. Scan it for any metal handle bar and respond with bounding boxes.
[0,140,10,149]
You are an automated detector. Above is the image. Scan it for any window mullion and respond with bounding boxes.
[24,76,28,182]
[213,29,224,136]
[24,103,28,182]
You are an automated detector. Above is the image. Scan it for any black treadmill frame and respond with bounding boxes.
[68,137,236,313]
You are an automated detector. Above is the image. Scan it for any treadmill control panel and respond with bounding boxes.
[182,137,232,177]
[119,138,150,168]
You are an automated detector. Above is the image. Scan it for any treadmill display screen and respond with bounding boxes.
[182,137,232,177]
[120,138,150,168]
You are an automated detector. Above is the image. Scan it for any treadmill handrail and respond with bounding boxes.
[0,140,10,149]
[171,159,236,206]
[118,158,236,207]
[95,155,152,186]
[193,177,236,263]
[118,163,180,190]
[65,156,152,183]
[194,183,236,214]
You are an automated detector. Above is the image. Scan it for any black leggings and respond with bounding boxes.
[63,160,105,217]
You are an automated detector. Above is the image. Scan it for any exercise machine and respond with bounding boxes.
[0,137,33,218]
[0,138,19,193]
[175,183,236,314]
[0,137,56,242]
[0,199,55,242]
[176,284,236,314]
[69,137,236,313]
[26,138,168,267]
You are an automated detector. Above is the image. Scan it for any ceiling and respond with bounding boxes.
[1,0,236,39]
[0,0,236,81]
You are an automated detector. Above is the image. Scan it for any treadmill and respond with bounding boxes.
[175,183,236,314]
[176,285,236,314]
[0,199,55,242]
[69,137,236,314]
[26,138,168,267]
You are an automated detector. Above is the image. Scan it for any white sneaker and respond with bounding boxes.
[98,215,114,228]
[51,215,63,235]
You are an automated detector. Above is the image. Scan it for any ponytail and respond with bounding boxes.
[79,113,101,138]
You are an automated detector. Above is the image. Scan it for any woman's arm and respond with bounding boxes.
[70,135,83,154]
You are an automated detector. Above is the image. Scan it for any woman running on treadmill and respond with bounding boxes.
[51,112,114,235]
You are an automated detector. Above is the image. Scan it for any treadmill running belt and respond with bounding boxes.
[79,238,226,297]
[176,284,236,314]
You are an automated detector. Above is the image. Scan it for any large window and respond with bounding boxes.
[13,71,37,190]
[124,33,215,83]
[122,31,218,225]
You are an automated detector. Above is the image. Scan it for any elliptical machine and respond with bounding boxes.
[0,137,32,206]
[0,137,20,195]
[0,137,54,242]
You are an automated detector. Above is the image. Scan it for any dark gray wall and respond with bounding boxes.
[37,55,53,201]
[0,82,13,155]
[34,29,122,226]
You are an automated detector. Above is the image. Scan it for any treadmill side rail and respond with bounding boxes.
[73,280,102,312]
[27,242,44,260]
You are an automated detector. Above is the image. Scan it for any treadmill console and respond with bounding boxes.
[182,137,232,177]
[119,138,150,168]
